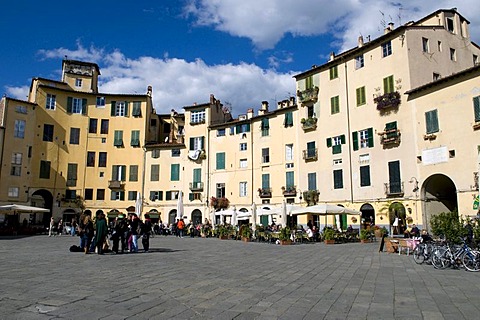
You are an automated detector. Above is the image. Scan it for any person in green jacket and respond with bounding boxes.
[95,213,108,255]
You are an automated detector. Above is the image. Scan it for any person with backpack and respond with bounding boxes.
[141,214,152,252]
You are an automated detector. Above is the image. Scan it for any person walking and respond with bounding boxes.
[177,218,185,238]
[48,217,55,237]
[56,219,63,236]
[95,213,108,255]
[141,214,152,252]
[71,218,77,236]
[130,214,140,253]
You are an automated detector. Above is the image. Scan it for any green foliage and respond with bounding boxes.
[217,224,235,237]
[240,224,253,239]
[323,228,335,240]
[430,211,466,243]
[359,229,370,240]
[278,227,291,241]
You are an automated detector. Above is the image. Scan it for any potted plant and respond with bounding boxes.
[217,225,231,240]
[278,227,292,245]
[240,225,253,242]
[323,228,335,244]
[360,229,370,243]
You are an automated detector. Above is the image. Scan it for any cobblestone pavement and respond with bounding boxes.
[0,235,479,319]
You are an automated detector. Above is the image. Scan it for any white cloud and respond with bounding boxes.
[12,44,295,116]
[184,0,480,52]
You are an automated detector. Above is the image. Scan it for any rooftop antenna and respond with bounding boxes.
[398,7,403,25]
[379,10,386,29]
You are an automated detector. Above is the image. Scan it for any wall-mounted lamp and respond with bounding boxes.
[409,177,419,192]
[407,208,412,214]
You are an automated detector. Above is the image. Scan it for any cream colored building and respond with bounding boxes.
[294,8,480,231]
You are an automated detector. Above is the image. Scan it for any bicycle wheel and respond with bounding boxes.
[462,250,480,272]
[432,247,450,269]
[413,246,425,264]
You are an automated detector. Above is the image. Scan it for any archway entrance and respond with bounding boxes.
[31,189,53,226]
[169,210,177,225]
[389,202,406,235]
[360,203,375,230]
[422,174,458,231]
[191,209,202,226]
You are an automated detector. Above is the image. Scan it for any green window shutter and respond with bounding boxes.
[286,172,294,188]
[130,130,140,146]
[284,111,293,127]
[474,96,480,122]
[307,173,317,191]
[360,165,371,187]
[305,76,313,89]
[388,161,401,193]
[189,137,194,151]
[261,118,269,129]
[330,96,335,114]
[333,169,343,189]
[149,191,156,201]
[129,165,138,181]
[82,99,87,115]
[352,131,359,151]
[329,66,338,79]
[193,168,201,182]
[171,164,180,181]
[330,96,339,114]
[189,193,194,201]
[216,153,225,170]
[158,191,163,201]
[262,174,270,188]
[356,87,366,106]
[132,102,141,117]
[425,110,439,133]
[114,130,123,146]
[332,144,342,154]
[112,166,118,180]
[367,128,374,147]
[111,191,116,200]
[340,135,346,144]
[326,137,332,148]
[121,166,126,181]
[111,101,116,116]
[235,124,241,134]
[67,97,73,113]
[200,136,205,149]
[124,101,129,117]
[385,121,397,131]
[120,191,125,201]
[384,75,394,94]
[151,165,159,181]
[245,123,251,132]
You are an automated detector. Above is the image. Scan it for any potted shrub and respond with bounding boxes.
[217,225,232,240]
[278,227,292,245]
[360,229,370,243]
[240,225,253,242]
[323,228,335,244]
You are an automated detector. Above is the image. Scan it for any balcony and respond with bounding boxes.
[384,182,404,197]
[302,190,319,206]
[189,181,204,191]
[108,180,125,189]
[282,186,297,197]
[301,117,317,131]
[423,133,437,141]
[297,86,319,104]
[379,129,401,145]
[302,148,318,161]
[258,188,272,198]
[374,91,401,111]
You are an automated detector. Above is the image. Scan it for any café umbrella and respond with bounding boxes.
[176,190,184,220]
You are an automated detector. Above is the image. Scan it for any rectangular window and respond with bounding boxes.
[151,149,160,159]
[39,160,50,179]
[358,129,373,149]
[216,183,226,198]
[72,98,84,114]
[70,127,80,145]
[132,101,142,117]
[14,120,25,138]
[172,149,181,157]
[16,105,27,114]
[262,174,270,189]
[100,119,109,134]
[114,130,123,147]
[333,169,343,189]
[240,143,247,151]
[150,164,160,181]
[216,152,226,170]
[98,152,107,167]
[450,48,456,61]
[285,144,293,161]
[97,189,105,200]
[189,136,205,151]
[11,153,22,176]
[239,182,247,197]
[8,187,19,198]
[261,118,269,136]
[356,86,366,106]
[474,55,478,66]
[239,159,247,168]
[307,172,317,191]
[43,124,54,142]
[96,96,105,107]
[84,189,93,200]
[355,55,364,69]
[425,109,439,134]
[422,37,429,53]
[329,65,338,79]
[473,96,480,122]
[129,165,138,181]
[110,191,125,201]
[217,128,226,136]
[330,95,340,114]
[262,148,270,163]
[306,141,316,158]
[286,171,294,188]
[112,165,127,181]
[113,101,128,117]
[433,73,441,81]
[66,163,78,187]
[191,109,206,124]
[388,160,402,194]
[383,75,394,94]
[171,164,180,181]
[382,41,392,57]
[130,130,140,147]
[75,78,82,87]
[284,111,294,127]
[360,165,371,187]
[46,94,56,110]
[128,191,137,201]
[89,118,98,134]
[446,17,454,33]
[87,152,95,167]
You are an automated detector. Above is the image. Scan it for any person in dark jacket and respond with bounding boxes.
[95,213,108,255]
[83,215,95,254]
[141,214,152,252]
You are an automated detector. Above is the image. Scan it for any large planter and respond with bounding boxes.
[324,239,335,245]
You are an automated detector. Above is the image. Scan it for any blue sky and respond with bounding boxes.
[1,1,479,115]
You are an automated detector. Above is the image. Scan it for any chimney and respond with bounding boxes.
[329,52,335,61]
[289,96,296,106]
[261,101,269,111]
[277,101,283,109]
[384,22,394,34]
[147,85,152,96]
[358,35,364,47]
[210,94,215,104]
[282,100,289,108]
[247,108,254,119]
